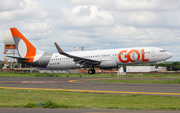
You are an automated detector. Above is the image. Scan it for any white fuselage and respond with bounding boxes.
[9,27,173,73]
[46,47,173,69]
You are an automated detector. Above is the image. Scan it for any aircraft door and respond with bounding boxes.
[151,49,155,57]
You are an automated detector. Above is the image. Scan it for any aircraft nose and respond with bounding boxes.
[167,52,173,58]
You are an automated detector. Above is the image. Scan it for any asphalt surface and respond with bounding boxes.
[1,77,180,113]
[0,77,180,96]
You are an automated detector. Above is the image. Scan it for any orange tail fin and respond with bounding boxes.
[10,28,36,62]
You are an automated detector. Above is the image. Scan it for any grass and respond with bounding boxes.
[0,88,180,110]
[134,73,180,78]
[0,72,117,77]
[89,79,180,84]
[1,72,180,78]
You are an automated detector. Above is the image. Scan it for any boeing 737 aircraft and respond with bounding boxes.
[8,28,173,74]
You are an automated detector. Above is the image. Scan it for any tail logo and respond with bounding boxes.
[18,39,27,58]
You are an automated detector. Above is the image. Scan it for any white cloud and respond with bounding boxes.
[114,11,180,28]
[0,0,180,61]
[60,5,114,27]
[100,0,180,11]
[22,23,49,32]
[61,0,96,5]
[62,0,180,11]
[0,0,48,22]
[0,0,24,11]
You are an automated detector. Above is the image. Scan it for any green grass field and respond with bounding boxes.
[0,88,180,110]
[1,72,180,109]
[1,72,180,78]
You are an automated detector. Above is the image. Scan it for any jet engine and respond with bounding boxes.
[100,60,118,69]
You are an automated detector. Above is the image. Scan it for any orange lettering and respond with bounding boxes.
[118,49,149,63]
[128,50,140,62]
[118,50,129,63]
[142,49,149,62]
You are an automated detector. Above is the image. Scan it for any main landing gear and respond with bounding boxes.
[88,67,96,74]
[155,65,158,69]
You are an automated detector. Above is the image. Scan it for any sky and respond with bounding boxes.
[0,0,180,61]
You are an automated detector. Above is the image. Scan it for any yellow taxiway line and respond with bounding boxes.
[69,77,179,83]
[69,78,117,83]
[0,87,180,96]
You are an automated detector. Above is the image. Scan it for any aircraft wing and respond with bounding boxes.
[54,42,101,67]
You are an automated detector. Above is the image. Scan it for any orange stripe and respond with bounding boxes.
[10,28,36,62]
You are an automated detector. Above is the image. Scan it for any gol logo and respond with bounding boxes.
[118,49,149,63]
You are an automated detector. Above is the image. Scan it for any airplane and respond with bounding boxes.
[8,27,173,74]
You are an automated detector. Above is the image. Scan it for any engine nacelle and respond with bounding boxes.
[100,60,118,69]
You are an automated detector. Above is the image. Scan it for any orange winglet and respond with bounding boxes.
[54,42,67,55]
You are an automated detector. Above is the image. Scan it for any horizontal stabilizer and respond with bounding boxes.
[7,56,30,60]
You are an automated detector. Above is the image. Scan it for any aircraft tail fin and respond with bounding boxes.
[10,28,44,62]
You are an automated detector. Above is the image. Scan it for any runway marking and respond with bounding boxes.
[0,87,180,96]
[69,78,180,86]
[69,78,116,83]
[69,78,162,83]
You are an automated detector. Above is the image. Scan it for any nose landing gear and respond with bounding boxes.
[88,67,96,74]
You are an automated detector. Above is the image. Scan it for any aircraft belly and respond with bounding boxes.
[46,60,78,69]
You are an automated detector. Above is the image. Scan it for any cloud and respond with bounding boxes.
[59,5,114,27]
[0,0,48,22]
[59,0,180,29]
[0,0,24,12]
[113,10,180,29]
[22,23,49,32]
[61,0,180,11]
[61,0,96,5]
[0,0,180,61]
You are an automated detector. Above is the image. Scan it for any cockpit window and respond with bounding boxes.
[160,50,166,52]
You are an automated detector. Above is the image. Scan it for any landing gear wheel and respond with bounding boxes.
[88,70,93,74]
[88,68,96,74]
[155,65,158,69]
